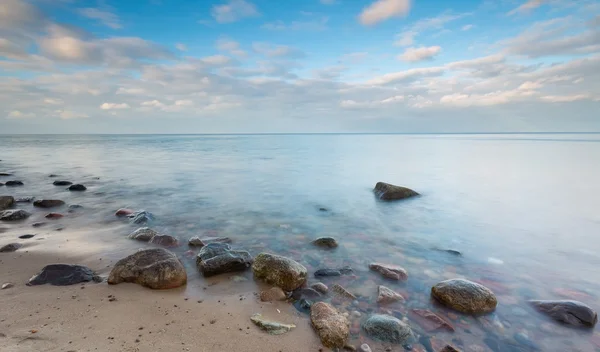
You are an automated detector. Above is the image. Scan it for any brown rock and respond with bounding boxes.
[128,227,158,241]
[108,248,187,289]
[311,282,329,294]
[310,302,349,348]
[33,199,65,208]
[259,287,287,302]
[332,284,357,300]
[115,208,134,217]
[374,182,419,201]
[431,279,497,314]
[439,345,461,352]
[0,196,14,211]
[369,263,408,281]
[252,253,307,291]
[377,285,404,304]
[149,234,179,247]
[45,212,64,219]
[409,309,455,332]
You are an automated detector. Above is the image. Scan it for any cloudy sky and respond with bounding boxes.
[1,0,599,133]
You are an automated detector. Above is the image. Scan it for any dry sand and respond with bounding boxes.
[0,226,324,352]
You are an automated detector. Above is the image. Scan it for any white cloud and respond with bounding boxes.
[359,0,411,26]
[78,8,122,29]
[366,67,445,85]
[216,38,247,57]
[200,55,231,65]
[0,38,28,59]
[141,100,166,108]
[252,43,305,58]
[508,0,546,15]
[540,94,591,102]
[518,81,543,90]
[100,102,130,110]
[44,98,63,105]
[211,0,259,23]
[262,16,328,31]
[7,110,35,119]
[175,43,187,51]
[117,87,145,95]
[462,24,474,31]
[395,31,416,46]
[395,12,468,46]
[399,46,441,62]
[54,110,89,119]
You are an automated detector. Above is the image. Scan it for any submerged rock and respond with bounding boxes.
[149,234,179,247]
[311,302,349,348]
[259,287,287,302]
[188,236,232,247]
[312,237,338,248]
[439,345,461,352]
[115,208,134,217]
[128,210,154,224]
[0,172,13,176]
[196,243,253,277]
[332,284,357,300]
[373,182,419,201]
[15,197,34,203]
[250,313,295,335]
[369,263,408,281]
[431,279,497,314]
[292,287,322,300]
[362,314,414,344]
[0,196,14,210]
[27,264,100,286]
[0,243,22,253]
[18,234,35,239]
[32,222,46,227]
[529,300,597,327]
[68,184,87,191]
[252,253,307,291]
[33,199,65,208]
[311,282,329,294]
[53,180,72,186]
[409,309,455,332]
[5,180,24,187]
[128,227,158,242]
[377,285,404,304]
[315,266,353,277]
[45,212,64,219]
[0,209,31,221]
[108,248,187,289]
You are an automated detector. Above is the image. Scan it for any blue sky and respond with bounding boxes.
[1,0,599,133]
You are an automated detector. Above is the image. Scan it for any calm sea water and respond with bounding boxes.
[1,134,600,351]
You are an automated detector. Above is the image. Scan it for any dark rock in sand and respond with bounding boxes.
[314,266,353,277]
[369,263,408,281]
[149,234,179,247]
[53,180,72,186]
[108,248,187,289]
[128,227,158,242]
[529,300,597,327]
[128,210,154,224]
[377,285,405,304]
[15,197,34,203]
[45,212,64,219]
[0,209,31,221]
[0,196,14,210]
[362,314,414,344]
[115,208,134,217]
[68,184,87,191]
[196,243,253,277]
[0,172,13,176]
[188,236,232,247]
[5,180,24,187]
[252,253,307,291]
[33,199,65,208]
[19,234,35,239]
[259,287,287,302]
[311,282,329,294]
[310,302,349,348]
[27,264,100,286]
[312,237,338,248]
[32,222,46,228]
[374,182,419,201]
[431,279,497,314]
[0,243,22,253]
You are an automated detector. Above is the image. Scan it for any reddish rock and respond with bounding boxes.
[369,263,408,281]
[377,285,405,304]
[410,309,455,332]
[115,208,134,217]
[439,345,461,352]
[45,212,64,219]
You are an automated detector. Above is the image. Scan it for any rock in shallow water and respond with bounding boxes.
[128,210,154,224]
[0,196,14,210]
[377,285,404,304]
[431,279,497,314]
[45,212,64,219]
[115,208,134,217]
[15,197,34,203]
[108,248,187,289]
[332,284,357,300]
[188,236,231,247]
[529,300,598,327]
[196,243,253,277]
[53,180,72,186]
[250,313,295,335]
[409,309,455,332]
[0,243,22,252]
[33,199,65,208]
[252,253,307,291]
[311,302,349,348]
[5,180,24,187]
[369,263,408,281]
[312,237,338,248]
[0,172,13,176]
[362,314,414,344]
[259,287,287,302]
[373,182,419,201]
[0,209,31,221]
[68,184,86,191]
[128,227,158,241]
[18,234,35,239]
[149,234,179,247]
[27,264,100,286]
[311,282,329,294]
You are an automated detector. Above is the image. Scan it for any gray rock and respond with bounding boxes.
[0,196,14,210]
[108,248,187,289]
[0,209,31,221]
[68,184,87,191]
[53,180,72,186]
[15,197,34,203]
[312,237,338,248]
[529,300,598,327]
[188,236,232,247]
[128,210,154,224]
[33,199,65,208]
[128,227,158,241]
[0,172,13,176]
[18,234,35,239]
[362,314,414,344]
[311,282,329,294]
[373,182,419,201]
[250,313,295,335]
[2,283,14,289]
[431,279,498,314]
[315,266,353,277]
[149,234,179,247]
[252,253,307,291]
[5,180,24,187]
[359,344,372,352]
[27,264,100,286]
[0,243,22,252]
[196,243,253,277]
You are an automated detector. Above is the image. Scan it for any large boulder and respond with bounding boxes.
[374,182,419,201]
[252,253,307,291]
[196,243,252,277]
[33,199,65,208]
[108,248,187,289]
[310,302,349,348]
[369,263,408,281]
[0,196,14,210]
[27,264,100,286]
[431,279,497,314]
[128,227,158,241]
[362,314,414,344]
[0,209,31,221]
[529,300,597,327]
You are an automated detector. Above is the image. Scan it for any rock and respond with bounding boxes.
[128,227,158,241]
[0,209,31,221]
[0,172,13,176]
[27,264,100,286]
[32,222,46,227]
[439,346,461,352]
[48,174,58,177]
[314,266,353,277]
[0,243,22,252]
[2,283,14,289]
[128,210,154,224]
[45,212,64,219]
[53,180,72,186]
[377,285,405,304]
[0,196,14,210]
[188,236,232,247]
[252,253,307,291]
[409,309,455,332]
[250,313,295,335]
[310,302,349,348]
[68,184,86,191]
[196,243,253,277]
[374,182,419,201]
[292,287,322,300]
[312,282,329,294]
[18,234,35,239]
[369,263,408,281]
[319,207,328,212]
[431,279,497,314]
[149,234,179,247]
[108,248,187,289]
[115,208,134,217]
[15,197,34,203]
[434,248,462,256]
[5,180,24,187]
[33,199,65,208]
[259,287,287,302]
[332,284,357,300]
[294,298,313,313]
[359,344,372,352]
[312,237,338,248]
[529,300,597,327]
[362,314,414,344]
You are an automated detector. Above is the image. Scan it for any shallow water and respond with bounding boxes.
[1,134,600,351]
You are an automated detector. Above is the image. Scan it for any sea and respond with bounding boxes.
[1,133,599,351]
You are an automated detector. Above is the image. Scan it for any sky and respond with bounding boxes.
[1,0,599,133]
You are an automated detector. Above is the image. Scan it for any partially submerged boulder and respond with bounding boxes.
[188,236,232,247]
[128,210,154,224]
[196,243,253,277]
[128,227,158,241]
[53,180,72,186]
[0,196,14,210]
[149,234,179,247]
[252,253,307,291]
[310,302,349,348]
[5,180,24,187]
[431,279,497,314]
[529,300,597,327]
[108,248,187,289]
[374,182,419,201]
[0,243,22,253]
[27,264,100,286]
[369,263,408,281]
[362,314,414,344]
[68,184,87,191]
[33,199,65,208]
[0,209,31,221]
[312,237,338,248]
